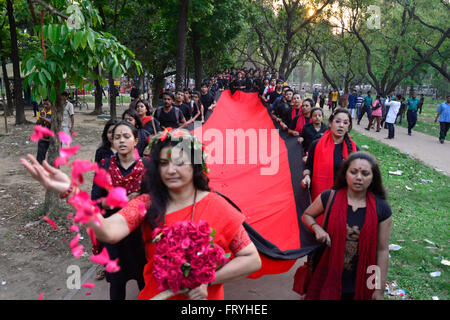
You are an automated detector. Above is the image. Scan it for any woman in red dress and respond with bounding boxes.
[21,129,261,300]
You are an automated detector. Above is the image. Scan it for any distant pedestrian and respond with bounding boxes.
[357,91,373,125]
[434,95,450,144]
[406,92,419,136]
[384,95,402,139]
[418,94,425,114]
[366,94,382,132]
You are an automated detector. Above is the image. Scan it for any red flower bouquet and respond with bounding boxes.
[150,220,230,300]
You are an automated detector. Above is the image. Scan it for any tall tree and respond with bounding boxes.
[175,0,189,92]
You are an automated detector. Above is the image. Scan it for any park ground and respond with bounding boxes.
[0,95,448,300]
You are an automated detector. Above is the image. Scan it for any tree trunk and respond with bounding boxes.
[43,81,64,216]
[6,0,26,124]
[192,24,202,91]
[175,0,189,92]
[1,57,13,116]
[91,65,103,115]
[108,71,117,119]
[310,61,316,87]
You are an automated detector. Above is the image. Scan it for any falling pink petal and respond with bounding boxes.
[54,156,69,168]
[71,244,84,258]
[57,131,72,145]
[86,227,99,248]
[82,283,96,289]
[30,125,54,142]
[70,233,81,249]
[67,213,74,219]
[106,259,121,273]
[134,148,140,160]
[138,201,147,217]
[90,247,111,265]
[85,292,92,296]
[105,187,128,209]
[43,216,58,230]
[71,159,98,185]
[37,292,44,300]
[69,225,80,233]
[71,131,78,137]
[93,168,112,189]
[60,145,81,159]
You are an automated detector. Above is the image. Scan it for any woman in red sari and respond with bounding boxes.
[21,129,261,300]
[302,151,392,300]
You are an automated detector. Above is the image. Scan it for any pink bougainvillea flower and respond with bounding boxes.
[90,247,111,265]
[57,131,72,145]
[54,156,69,168]
[71,131,78,137]
[85,292,92,296]
[104,187,128,209]
[93,168,112,189]
[138,201,147,217]
[171,129,187,138]
[69,225,80,233]
[82,283,95,289]
[71,159,98,185]
[59,145,81,159]
[86,227,99,248]
[67,190,100,224]
[30,125,54,142]
[43,216,58,230]
[71,244,84,258]
[37,293,44,300]
[106,259,121,273]
[70,233,81,248]
[67,213,74,219]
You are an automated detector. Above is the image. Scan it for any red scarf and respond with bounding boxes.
[292,109,310,135]
[311,130,357,202]
[141,116,153,127]
[305,188,378,300]
[108,156,145,195]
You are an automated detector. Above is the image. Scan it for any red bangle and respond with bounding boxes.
[59,186,73,199]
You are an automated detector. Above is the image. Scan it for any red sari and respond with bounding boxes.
[118,192,246,300]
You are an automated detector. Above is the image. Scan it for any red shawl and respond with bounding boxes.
[311,130,357,202]
[292,111,310,135]
[141,116,153,127]
[305,188,378,300]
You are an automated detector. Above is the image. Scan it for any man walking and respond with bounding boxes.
[406,92,419,136]
[61,91,74,147]
[384,94,402,139]
[435,95,450,144]
[357,91,373,125]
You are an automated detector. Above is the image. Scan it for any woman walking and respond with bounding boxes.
[302,151,392,300]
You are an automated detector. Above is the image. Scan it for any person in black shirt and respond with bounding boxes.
[231,71,246,93]
[154,92,187,129]
[95,119,118,164]
[272,88,294,129]
[174,90,192,122]
[302,151,392,300]
[191,91,204,123]
[122,108,150,157]
[268,79,284,105]
[301,107,328,156]
[200,83,216,120]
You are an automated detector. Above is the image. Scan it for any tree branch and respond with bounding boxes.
[30,0,68,20]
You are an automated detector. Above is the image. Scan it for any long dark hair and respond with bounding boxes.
[122,108,143,129]
[328,108,355,156]
[333,151,387,200]
[99,119,118,149]
[141,139,210,229]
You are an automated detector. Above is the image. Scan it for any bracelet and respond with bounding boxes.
[310,222,319,230]
[59,186,73,199]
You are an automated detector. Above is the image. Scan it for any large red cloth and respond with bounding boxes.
[305,188,378,300]
[311,130,357,203]
[192,90,303,277]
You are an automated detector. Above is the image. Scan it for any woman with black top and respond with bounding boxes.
[94,119,118,164]
[302,108,358,202]
[122,108,150,157]
[91,121,148,300]
[301,107,328,155]
[135,99,161,135]
[302,151,392,300]
[288,97,313,137]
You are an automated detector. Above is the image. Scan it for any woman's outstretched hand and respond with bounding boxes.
[20,154,71,195]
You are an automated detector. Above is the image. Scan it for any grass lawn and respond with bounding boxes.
[350,131,449,300]
[397,97,448,141]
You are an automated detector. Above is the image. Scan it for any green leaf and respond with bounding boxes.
[25,58,35,73]
[49,86,56,103]
[39,84,47,99]
[73,30,84,49]
[47,61,56,74]
[38,72,46,86]
[87,30,95,50]
[49,24,60,43]
[42,69,52,82]
[80,30,88,49]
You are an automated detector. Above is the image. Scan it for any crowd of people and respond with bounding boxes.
[23,66,449,301]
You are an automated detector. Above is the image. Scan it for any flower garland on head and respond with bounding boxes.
[148,127,210,175]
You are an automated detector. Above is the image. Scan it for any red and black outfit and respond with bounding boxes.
[91,156,148,300]
[288,107,310,136]
[305,188,392,300]
[305,130,358,202]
